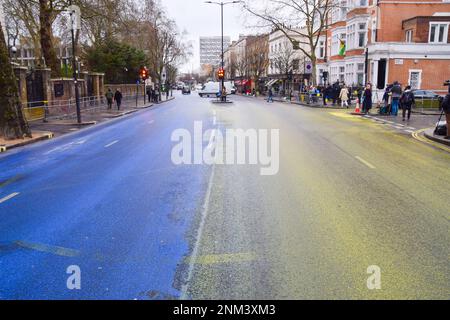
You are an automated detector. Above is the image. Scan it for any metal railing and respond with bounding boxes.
[21,93,147,121]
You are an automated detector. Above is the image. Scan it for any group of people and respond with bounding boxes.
[105,88,123,111]
[381,81,416,121]
[147,87,161,103]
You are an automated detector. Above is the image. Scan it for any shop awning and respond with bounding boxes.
[266,79,279,87]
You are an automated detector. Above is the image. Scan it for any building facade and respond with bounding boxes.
[317,0,450,97]
[224,40,237,80]
[200,36,231,67]
[268,28,309,93]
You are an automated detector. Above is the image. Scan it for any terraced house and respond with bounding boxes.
[316,0,450,97]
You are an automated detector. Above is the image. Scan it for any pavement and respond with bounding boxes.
[0,92,449,300]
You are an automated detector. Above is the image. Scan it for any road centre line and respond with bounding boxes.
[0,192,20,204]
[104,140,119,148]
[355,156,376,169]
[15,240,80,257]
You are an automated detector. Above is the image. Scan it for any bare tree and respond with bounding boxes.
[243,0,335,85]
[4,0,42,62]
[246,34,269,91]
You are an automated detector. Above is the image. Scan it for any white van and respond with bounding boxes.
[198,81,236,97]
[198,82,220,97]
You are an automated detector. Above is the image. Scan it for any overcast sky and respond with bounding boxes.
[162,0,249,73]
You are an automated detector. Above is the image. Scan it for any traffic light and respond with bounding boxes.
[140,67,149,80]
[217,68,225,80]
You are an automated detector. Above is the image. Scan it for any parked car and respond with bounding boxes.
[412,90,444,109]
[182,86,191,95]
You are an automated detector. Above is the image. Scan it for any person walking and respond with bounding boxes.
[381,84,393,115]
[442,85,450,139]
[390,81,402,116]
[114,89,123,111]
[339,85,350,108]
[105,88,114,110]
[267,87,274,103]
[147,88,152,104]
[362,84,373,114]
[322,86,329,106]
[400,85,415,122]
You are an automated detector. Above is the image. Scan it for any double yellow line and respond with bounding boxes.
[412,128,450,152]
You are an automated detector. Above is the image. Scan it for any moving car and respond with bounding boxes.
[182,86,191,95]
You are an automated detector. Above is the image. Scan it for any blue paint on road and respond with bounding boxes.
[0,95,213,299]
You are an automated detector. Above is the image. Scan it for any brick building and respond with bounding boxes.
[317,0,450,98]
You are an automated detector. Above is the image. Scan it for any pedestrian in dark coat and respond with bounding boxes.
[147,88,152,103]
[400,86,415,121]
[114,89,123,110]
[390,81,402,116]
[362,84,373,114]
[105,88,114,110]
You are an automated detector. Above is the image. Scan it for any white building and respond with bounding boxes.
[267,28,309,90]
[200,36,231,67]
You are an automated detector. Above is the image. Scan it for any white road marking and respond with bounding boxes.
[355,156,376,169]
[0,192,20,204]
[104,140,119,148]
[75,139,87,145]
[405,130,415,133]
[180,164,216,300]
[206,129,216,150]
[213,116,217,126]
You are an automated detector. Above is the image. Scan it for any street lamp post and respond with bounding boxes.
[68,3,82,124]
[205,1,240,102]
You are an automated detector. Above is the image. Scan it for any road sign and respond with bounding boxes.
[305,61,313,74]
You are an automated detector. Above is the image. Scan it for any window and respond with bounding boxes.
[354,0,367,6]
[339,66,345,83]
[357,63,365,85]
[371,19,377,43]
[405,30,413,43]
[429,23,449,44]
[357,23,367,47]
[293,59,300,71]
[347,24,356,50]
[318,40,325,59]
[409,70,422,90]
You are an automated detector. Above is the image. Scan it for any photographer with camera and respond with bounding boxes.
[442,81,450,139]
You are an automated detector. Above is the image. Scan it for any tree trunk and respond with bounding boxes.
[310,54,317,86]
[39,0,60,78]
[0,20,31,139]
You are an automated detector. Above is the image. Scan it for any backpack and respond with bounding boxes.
[401,92,413,105]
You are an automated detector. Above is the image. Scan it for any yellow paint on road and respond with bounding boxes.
[185,252,256,265]
[15,240,80,257]
[412,129,450,153]
[329,112,360,119]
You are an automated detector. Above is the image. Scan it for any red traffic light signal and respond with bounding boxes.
[217,68,225,80]
[140,67,149,80]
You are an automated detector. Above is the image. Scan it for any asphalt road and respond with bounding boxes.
[0,92,448,300]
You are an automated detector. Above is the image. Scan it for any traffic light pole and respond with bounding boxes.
[221,2,225,102]
[205,1,240,102]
